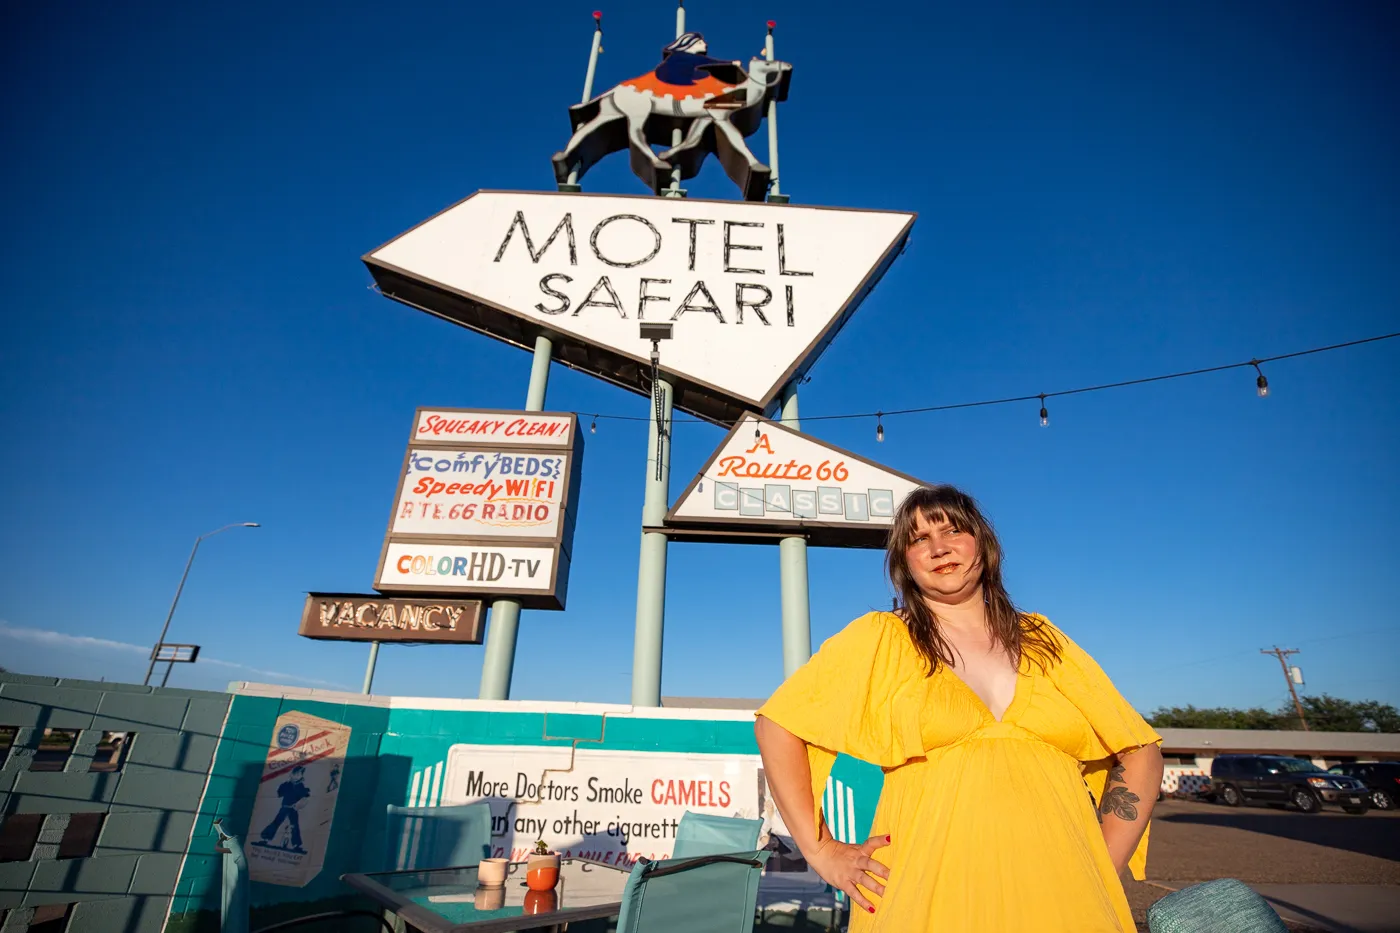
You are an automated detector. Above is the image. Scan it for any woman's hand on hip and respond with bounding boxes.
[808,834,891,915]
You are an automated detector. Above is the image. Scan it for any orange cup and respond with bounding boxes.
[526,864,559,891]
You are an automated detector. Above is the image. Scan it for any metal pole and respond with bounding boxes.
[479,334,555,699]
[143,522,257,686]
[362,641,381,694]
[778,384,811,676]
[145,538,201,685]
[764,22,786,203]
[160,660,176,688]
[632,378,674,706]
[665,2,686,198]
[1262,647,1309,730]
[566,13,605,188]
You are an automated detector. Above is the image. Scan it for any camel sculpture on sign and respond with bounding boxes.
[551,32,792,201]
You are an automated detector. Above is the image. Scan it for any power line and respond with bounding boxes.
[580,330,1400,428]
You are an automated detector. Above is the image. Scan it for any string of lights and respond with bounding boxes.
[583,330,1400,435]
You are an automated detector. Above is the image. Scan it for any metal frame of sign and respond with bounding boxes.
[372,408,583,610]
[362,191,917,425]
[660,416,930,548]
[299,593,486,644]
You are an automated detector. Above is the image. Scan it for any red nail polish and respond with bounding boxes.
[868,906,876,913]
[886,835,892,843]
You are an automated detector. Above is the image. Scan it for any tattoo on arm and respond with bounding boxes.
[1098,764,1140,822]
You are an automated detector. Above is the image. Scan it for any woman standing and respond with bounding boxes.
[755,485,1163,931]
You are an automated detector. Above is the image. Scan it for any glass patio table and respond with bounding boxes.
[341,858,633,933]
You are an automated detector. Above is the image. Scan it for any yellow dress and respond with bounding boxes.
[756,612,1161,932]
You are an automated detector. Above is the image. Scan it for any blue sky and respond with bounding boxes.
[2,0,1397,713]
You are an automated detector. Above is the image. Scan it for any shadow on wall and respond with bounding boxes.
[165,753,413,933]
[1158,809,1400,862]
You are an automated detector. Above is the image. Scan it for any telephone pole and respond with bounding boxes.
[1261,647,1309,731]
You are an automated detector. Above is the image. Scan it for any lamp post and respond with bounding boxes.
[144,522,259,686]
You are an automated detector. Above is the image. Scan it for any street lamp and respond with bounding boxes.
[143,522,260,685]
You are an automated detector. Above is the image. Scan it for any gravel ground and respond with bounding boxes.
[1123,798,1400,930]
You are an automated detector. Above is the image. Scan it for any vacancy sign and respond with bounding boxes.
[666,415,928,548]
[364,191,915,423]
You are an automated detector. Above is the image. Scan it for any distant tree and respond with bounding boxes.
[1148,696,1400,732]
[1147,705,1283,729]
[1296,695,1400,733]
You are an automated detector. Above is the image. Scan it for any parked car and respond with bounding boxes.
[1209,754,1369,814]
[1328,761,1400,811]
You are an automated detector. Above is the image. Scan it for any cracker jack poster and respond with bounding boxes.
[437,744,762,865]
[247,712,351,887]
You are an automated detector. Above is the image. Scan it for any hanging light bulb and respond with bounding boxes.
[1039,395,1049,427]
[876,412,885,442]
[590,416,597,434]
[1252,361,1269,398]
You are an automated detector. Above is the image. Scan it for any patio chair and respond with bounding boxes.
[616,850,772,933]
[384,802,493,871]
[1147,878,1288,933]
[672,812,763,858]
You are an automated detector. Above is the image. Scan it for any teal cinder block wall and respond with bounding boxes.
[167,690,885,931]
[0,674,233,933]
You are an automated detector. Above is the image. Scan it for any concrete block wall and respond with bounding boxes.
[0,674,231,933]
[165,692,395,932]
[165,685,887,932]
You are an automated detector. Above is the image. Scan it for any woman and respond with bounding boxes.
[755,485,1163,931]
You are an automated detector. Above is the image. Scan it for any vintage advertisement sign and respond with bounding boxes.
[414,409,574,448]
[298,593,484,644]
[247,712,351,887]
[376,542,567,608]
[375,408,582,610]
[665,414,928,547]
[364,192,915,424]
[437,744,762,865]
[389,447,569,539]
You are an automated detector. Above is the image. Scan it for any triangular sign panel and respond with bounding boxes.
[364,191,915,424]
[666,415,928,548]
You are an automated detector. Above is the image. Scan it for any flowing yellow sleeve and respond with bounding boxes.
[755,612,925,840]
[1040,616,1162,880]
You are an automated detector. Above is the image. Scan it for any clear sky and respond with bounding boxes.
[2,0,1397,714]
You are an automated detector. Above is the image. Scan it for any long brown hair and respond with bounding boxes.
[885,485,1061,674]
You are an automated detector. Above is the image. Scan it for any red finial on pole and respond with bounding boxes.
[767,20,776,29]
[593,10,602,20]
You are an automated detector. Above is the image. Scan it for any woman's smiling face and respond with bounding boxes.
[904,513,982,604]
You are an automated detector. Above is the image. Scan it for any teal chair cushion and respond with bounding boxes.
[672,812,763,858]
[1147,879,1288,933]
[616,850,772,933]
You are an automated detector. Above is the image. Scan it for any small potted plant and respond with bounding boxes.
[526,838,560,891]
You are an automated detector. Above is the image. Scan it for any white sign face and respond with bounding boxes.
[391,447,569,540]
[366,192,915,418]
[440,744,761,864]
[377,542,562,595]
[414,410,574,448]
[247,712,351,887]
[667,415,927,547]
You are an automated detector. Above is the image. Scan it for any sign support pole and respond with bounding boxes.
[631,2,686,706]
[777,384,812,676]
[563,13,605,191]
[479,333,555,699]
[767,24,806,674]
[362,640,380,694]
[632,377,674,706]
[764,22,788,205]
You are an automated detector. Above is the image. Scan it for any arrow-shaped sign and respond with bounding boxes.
[364,191,915,424]
[665,414,929,548]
